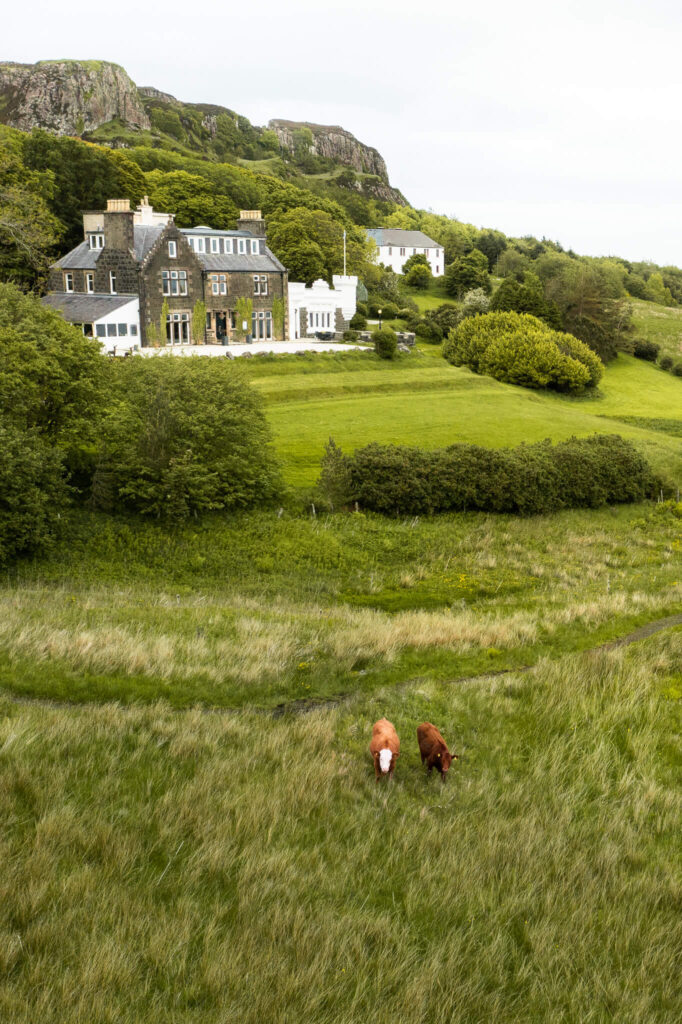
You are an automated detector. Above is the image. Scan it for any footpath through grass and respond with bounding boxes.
[3,502,680,709]
[1,632,681,1022]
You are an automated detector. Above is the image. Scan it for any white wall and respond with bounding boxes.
[90,298,140,353]
[288,275,358,339]
[377,244,444,277]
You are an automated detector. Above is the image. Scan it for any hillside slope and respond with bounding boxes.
[0,59,406,206]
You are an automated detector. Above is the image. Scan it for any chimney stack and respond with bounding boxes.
[237,209,266,238]
[103,198,135,252]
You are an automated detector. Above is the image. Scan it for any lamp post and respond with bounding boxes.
[378,308,382,330]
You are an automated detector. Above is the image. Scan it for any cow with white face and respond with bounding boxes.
[370,718,400,780]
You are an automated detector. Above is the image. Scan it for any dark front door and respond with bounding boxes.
[215,312,227,340]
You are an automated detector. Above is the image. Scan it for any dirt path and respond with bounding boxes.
[3,613,682,719]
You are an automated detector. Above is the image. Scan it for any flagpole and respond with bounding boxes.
[343,230,347,276]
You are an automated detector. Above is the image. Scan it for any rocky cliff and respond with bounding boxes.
[0,60,150,134]
[268,119,389,181]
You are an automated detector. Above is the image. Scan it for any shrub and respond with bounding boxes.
[374,329,398,360]
[673,362,682,377]
[633,339,660,361]
[443,311,603,392]
[92,358,282,520]
[368,299,399,320]
[460,288,491,319]
[349,312,367,330]
[405,263,432,290]
[415,320,444,343]
[355,301,368,317]
[659,354,673,371]
[342,329,359,341]
[0,423,67,565]
[318,436,657,516]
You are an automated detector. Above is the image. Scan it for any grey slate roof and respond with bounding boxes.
[366,228,439,249]
[51,225,285,273]
[197,251,286,273]
[53,225,165,269]
[41,292,138,322]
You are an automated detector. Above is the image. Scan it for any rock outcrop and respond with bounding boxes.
[268,119,389,180]
[0,60,150,134]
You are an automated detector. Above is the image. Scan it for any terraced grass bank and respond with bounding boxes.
[244,349,682,487]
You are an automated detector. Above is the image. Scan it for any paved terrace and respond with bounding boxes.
[138,341,370,358]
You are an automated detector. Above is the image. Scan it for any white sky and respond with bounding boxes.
[6,0,682,264]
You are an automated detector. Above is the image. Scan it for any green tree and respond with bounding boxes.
[444,249,491,298]
[271,297,285,339]
[0,131,61,285]
[93,358,282,519]
[266,207,369,284]
[235,297,253,340]
[144,170,238,230]
[22,129,146,250]
[192,300,207,344]
[159,299,170,345]
[405,262,432,290]
[475,229,507,272]
[0,283,107,479]
[0,423,67,566]
[402,252,430,275]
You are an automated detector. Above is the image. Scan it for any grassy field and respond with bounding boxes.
[631,298,682,361]
[2,630,681,1023]
[2,338,682,1020]
[246,349,682,487]
[3,500,680,709]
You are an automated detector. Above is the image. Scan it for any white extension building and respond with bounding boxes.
[41,292,141,354]
[288,275,358,339]
[366,228,444,277]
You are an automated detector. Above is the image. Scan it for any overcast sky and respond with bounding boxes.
[6,0,682,264]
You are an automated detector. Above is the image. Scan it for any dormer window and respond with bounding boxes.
[194,237,205,253]
[238,239,246,255]
[89,234,104,250]
[250,239,259,255]
[224,238,233,255]
[210,237,220,253]
[168,240,177,258]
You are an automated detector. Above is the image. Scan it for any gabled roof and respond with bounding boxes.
[366,228,439,249]
[41,292,138,322]
[53,225,166,270]
[51,224,286,273]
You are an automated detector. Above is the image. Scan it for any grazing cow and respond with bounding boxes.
[417,722,458,780]
[370,718,400,780]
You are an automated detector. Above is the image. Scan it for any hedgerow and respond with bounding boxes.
[318,435,657,516]
[443,311,603,392]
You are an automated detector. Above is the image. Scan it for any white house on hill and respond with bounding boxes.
[366,228,443,277]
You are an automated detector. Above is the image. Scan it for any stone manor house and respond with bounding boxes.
[45,198,289,348]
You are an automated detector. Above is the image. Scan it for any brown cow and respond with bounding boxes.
[369,718,400,780]
[417,722,458,781]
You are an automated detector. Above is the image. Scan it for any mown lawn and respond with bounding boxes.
[1,631,681,1023]
[258,352,682,486]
